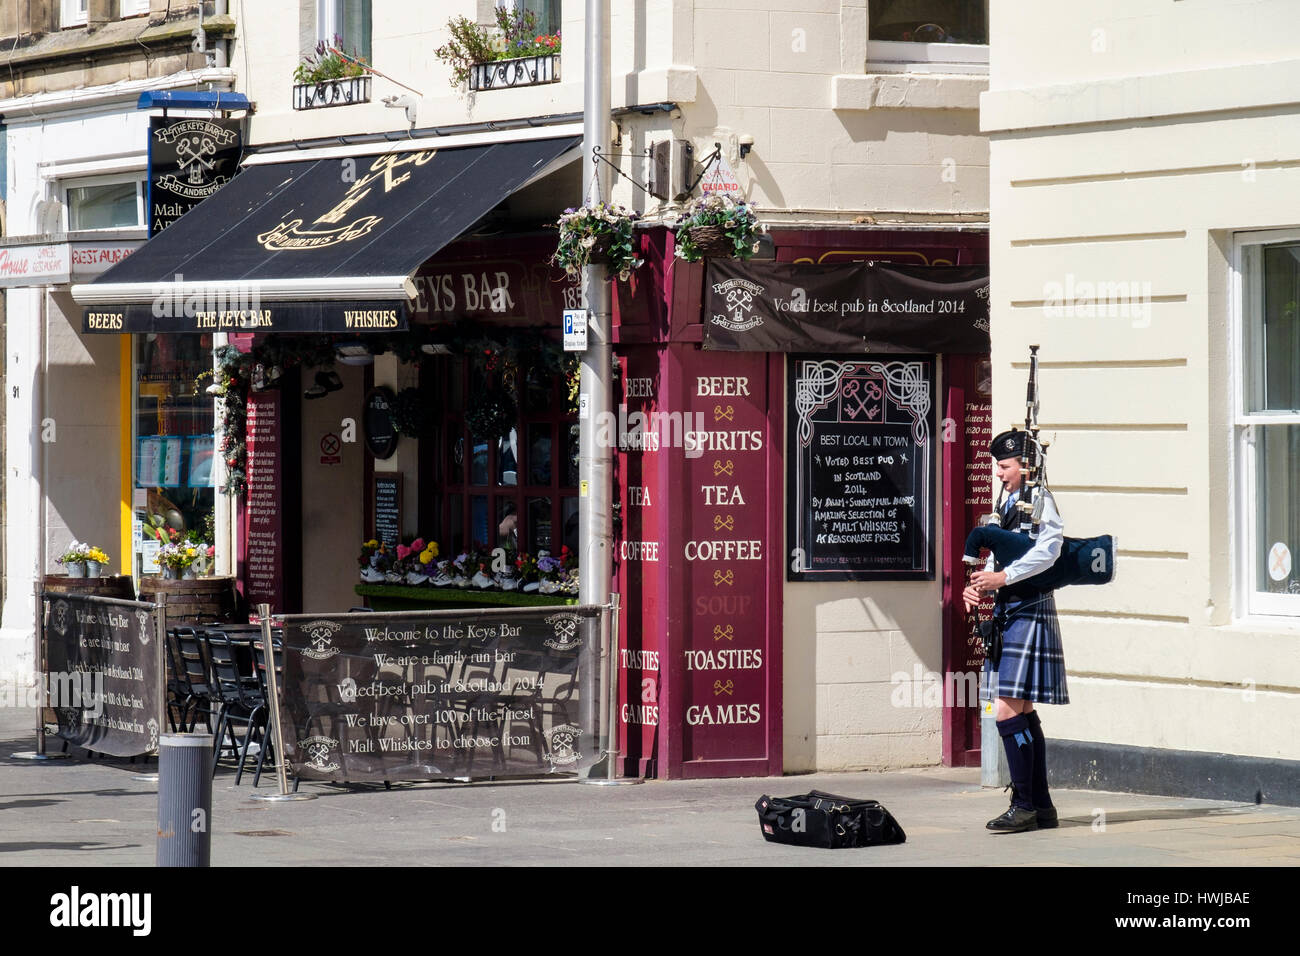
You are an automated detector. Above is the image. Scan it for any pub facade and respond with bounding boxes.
[11,0,995,779]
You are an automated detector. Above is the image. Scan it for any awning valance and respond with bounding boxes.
[703,260,990,354]
[73,135,580,333]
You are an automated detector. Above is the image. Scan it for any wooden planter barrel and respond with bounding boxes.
[41,574,136,600]
[136,576,239,628]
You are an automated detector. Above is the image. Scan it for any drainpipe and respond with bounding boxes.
[212,0,229,70]
[578,0,612,764]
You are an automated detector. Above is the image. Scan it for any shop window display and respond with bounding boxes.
[133,333,217,576]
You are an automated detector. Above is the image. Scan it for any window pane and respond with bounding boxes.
[69,182,139,230]
[562,496,579,554]
[497,428,519,486]
[527,423,552,485]
[565,423,580,486]
[447,493,463,556]
[1255,425,1300,595]
[517,0,561,35]
[470,436,490,486]
[448,433,465,484]
[342,0,372,60]
[470,495,489,549]
[868,0,987,43]
[527,496,553,553]
[1244,243,1300,412]
[497,498,519,551]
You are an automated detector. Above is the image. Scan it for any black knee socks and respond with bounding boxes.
[996,714,1035,811]
[1024,709,1053,810]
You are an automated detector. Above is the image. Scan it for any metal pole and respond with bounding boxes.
[251,603,315,802]
[13,585,68,760]
[582,594,640,786]
[157,733,212,867]
[577,0,613,769]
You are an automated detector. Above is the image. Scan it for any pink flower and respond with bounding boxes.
[397,544,411,560]
[410,538,425,552]
[206,545,215,557]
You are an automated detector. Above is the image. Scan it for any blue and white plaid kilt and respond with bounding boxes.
[980,591,1069,705]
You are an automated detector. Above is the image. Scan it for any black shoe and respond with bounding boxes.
[986,806,1038,833]
[1035,806,1058,829]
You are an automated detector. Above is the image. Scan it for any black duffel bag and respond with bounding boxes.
[755,790,906,849]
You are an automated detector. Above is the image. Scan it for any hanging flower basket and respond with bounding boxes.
[552,202,643,281]
[673,194,764,263]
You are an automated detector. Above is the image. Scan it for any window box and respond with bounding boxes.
[468,53,559,92]
[292,75,372,111]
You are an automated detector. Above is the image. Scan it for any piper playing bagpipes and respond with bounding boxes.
[961,346,1115,834]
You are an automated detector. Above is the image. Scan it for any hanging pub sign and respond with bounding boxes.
[704,260,990,354]
[148,116,242,235]
[788,355,936,580]
[364,387,399,460]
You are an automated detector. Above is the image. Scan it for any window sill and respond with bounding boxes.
[831,72,987,112]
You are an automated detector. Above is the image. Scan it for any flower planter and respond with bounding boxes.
[469,53,559,91]
[65,561,87,578]
[293,75,372,110]
[685,225,735,258]
[85,560,102,579]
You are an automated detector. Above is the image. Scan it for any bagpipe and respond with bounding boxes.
[965,346,1117,595]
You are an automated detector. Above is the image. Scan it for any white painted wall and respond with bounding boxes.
[984,0,1300,762]
[0,104,147,684]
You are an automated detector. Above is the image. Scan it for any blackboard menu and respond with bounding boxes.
[788,355,935,580]
[373,473,402,549]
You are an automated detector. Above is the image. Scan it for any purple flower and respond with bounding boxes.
[538,556,562,573]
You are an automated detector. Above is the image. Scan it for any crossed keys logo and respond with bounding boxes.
[713,515,735,532]
[544,613,583,651]
[713,460,735,477]
[841,376,883,422]
[546,724,582,768]
[51,601,70,638]
[713,624,735,642]
[713,570,735,587]
[710,277,766,332]
[301,620,343,660]
[299,736,341,773]
[713,405,735,423]
[713,679,735,696]
[154,120,238,198]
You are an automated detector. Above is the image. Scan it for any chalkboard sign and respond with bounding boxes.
[788,355,935,580]
[364,387,399,460]
[373,473,403,549]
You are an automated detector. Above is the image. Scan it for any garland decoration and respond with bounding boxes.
[465,387,518,440]
[391,386,435,438]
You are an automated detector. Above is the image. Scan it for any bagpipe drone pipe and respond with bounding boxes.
[963,525,1116,592]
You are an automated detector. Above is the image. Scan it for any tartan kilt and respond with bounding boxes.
[980,591,1069,705]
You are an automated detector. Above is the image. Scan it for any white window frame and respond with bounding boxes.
[317,0,342,44]
[121,0,151,18]
[1231,227,1300,618]
[61,0,89,28]
[60,173,147,233]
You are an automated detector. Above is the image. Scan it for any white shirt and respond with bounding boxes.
[984,488,1064,585]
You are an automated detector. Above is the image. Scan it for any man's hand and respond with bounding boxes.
[963,570,1008,612]
[971,570,1008,592]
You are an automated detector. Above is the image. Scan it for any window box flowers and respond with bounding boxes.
[292,37,372,110]
[673,194,764,262]
[157,543,204,580]
[435,9,561,91]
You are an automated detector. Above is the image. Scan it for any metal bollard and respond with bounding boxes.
[980,703,1010,788]
[157,733,213,867]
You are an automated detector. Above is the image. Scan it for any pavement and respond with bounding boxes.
[2,705,1299,868]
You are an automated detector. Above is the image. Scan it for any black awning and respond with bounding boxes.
[703,260,990,354]
[74,135,579,333]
